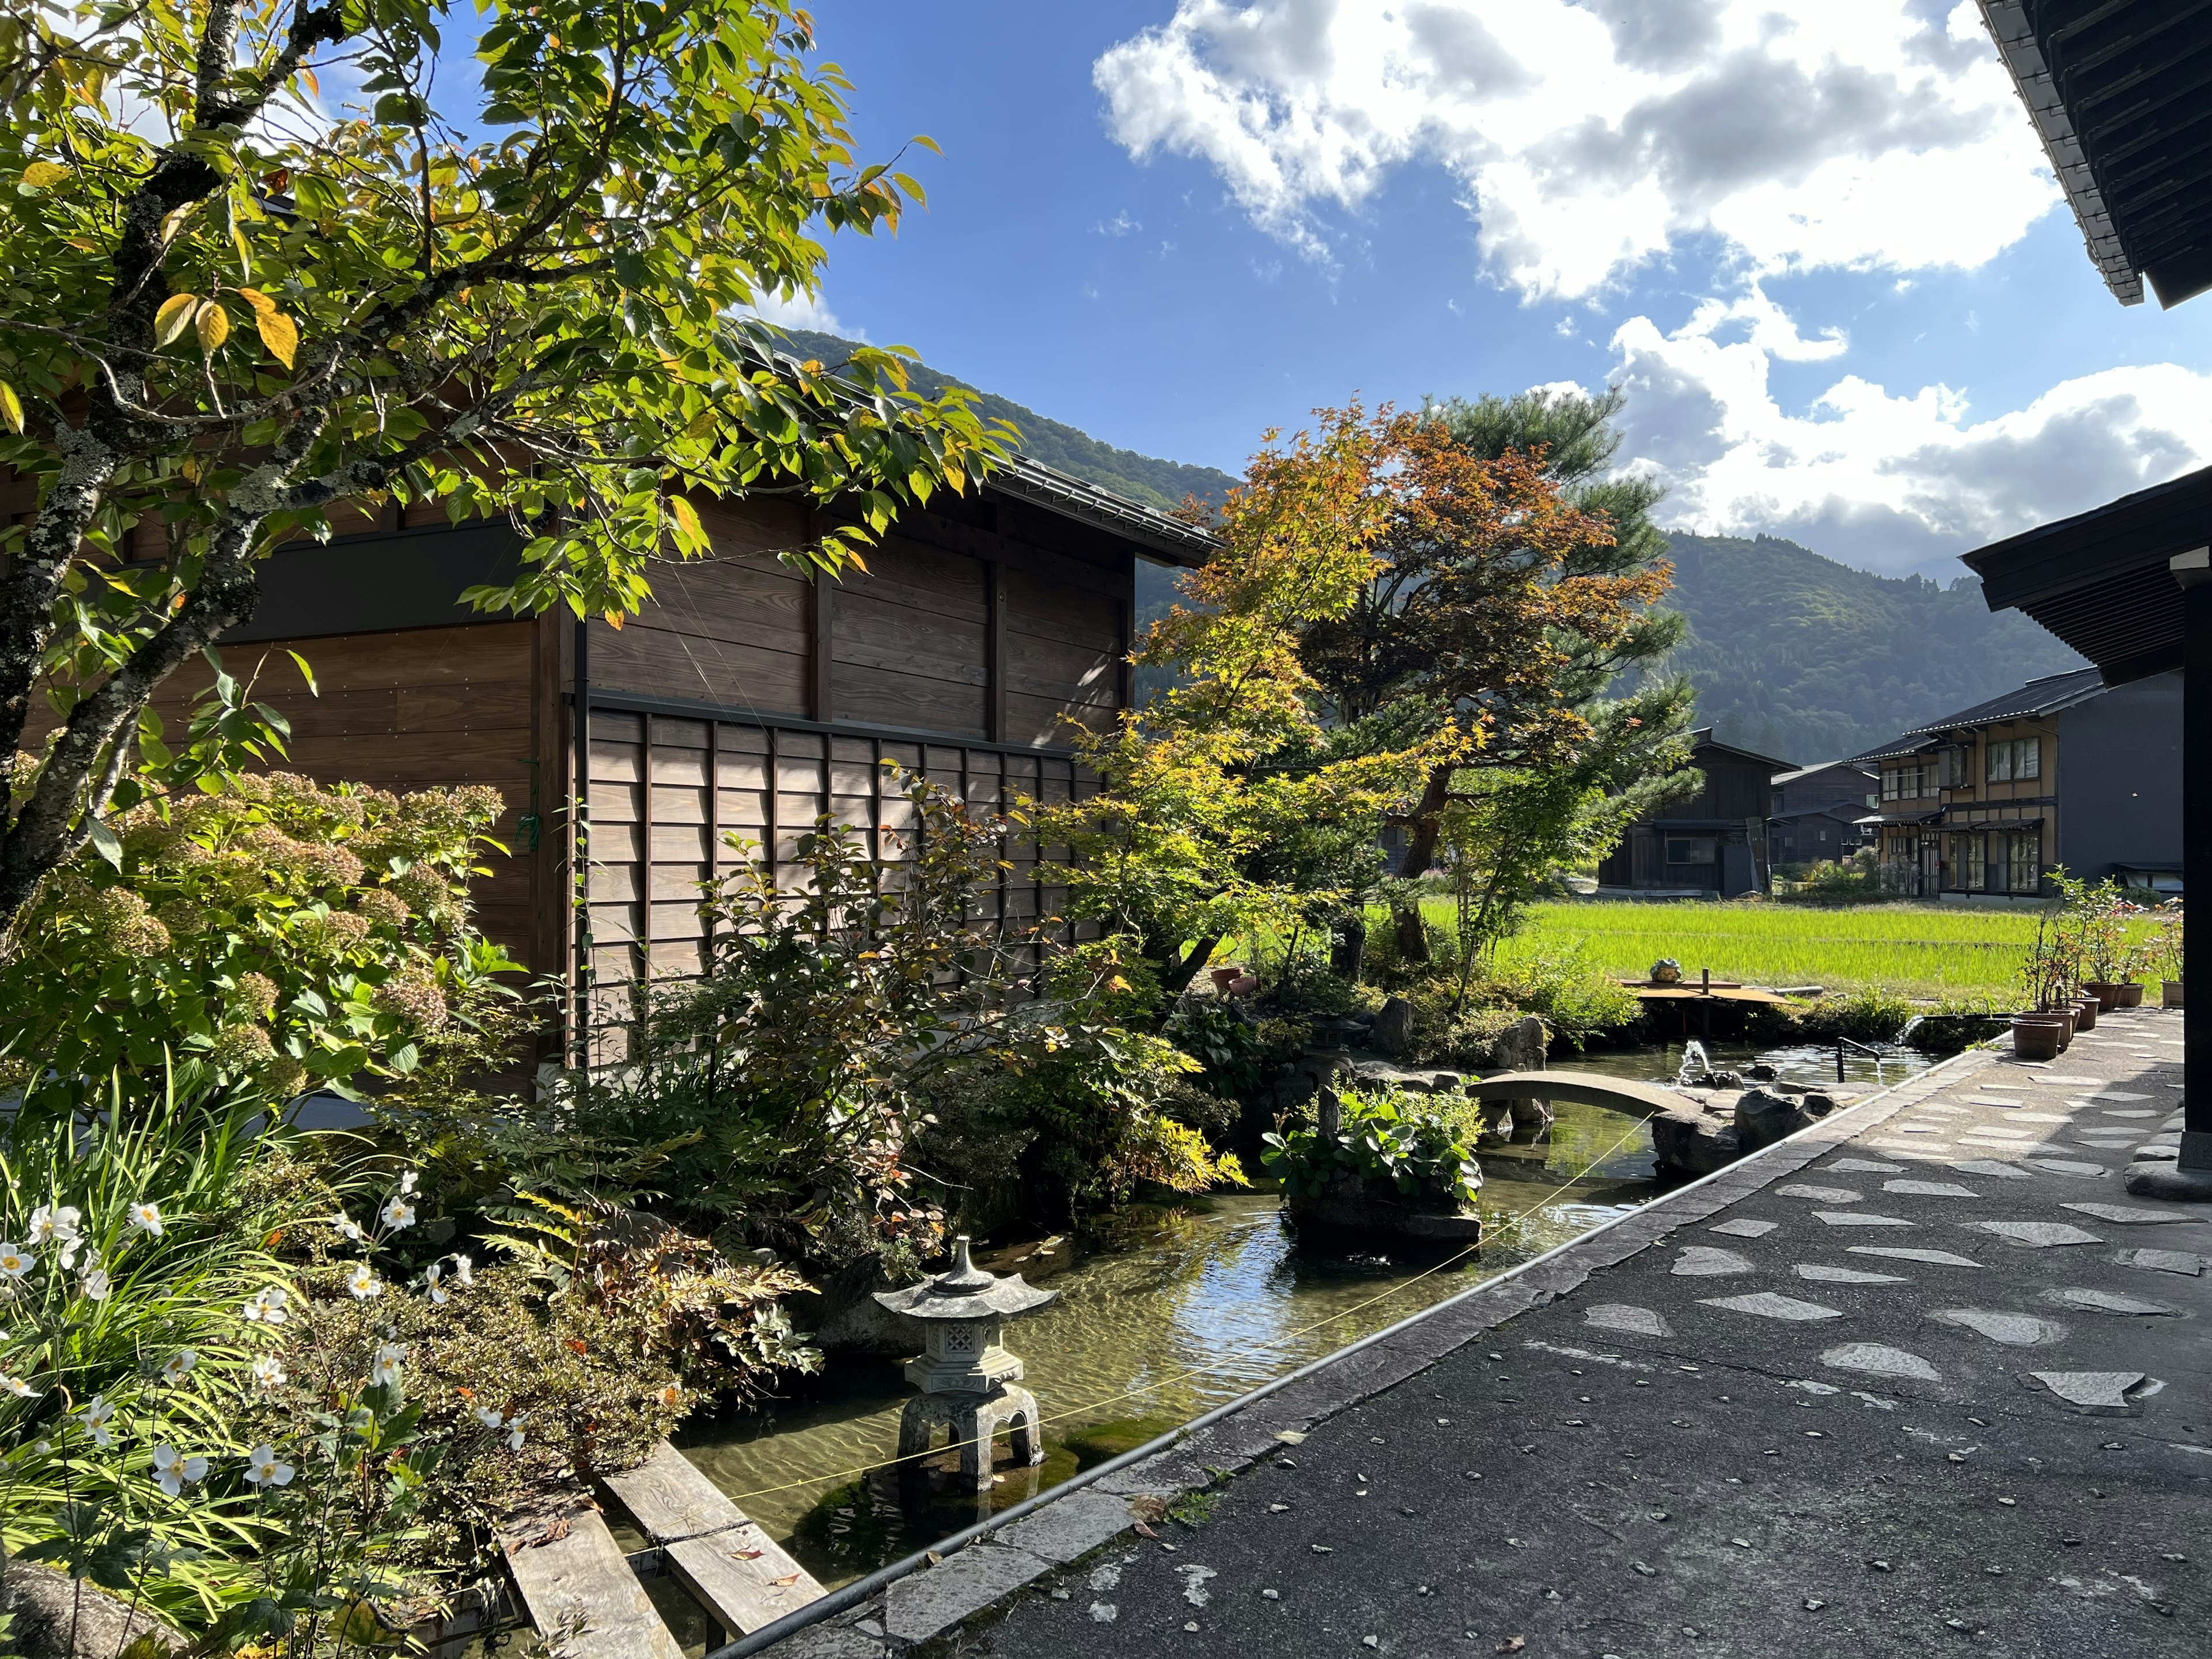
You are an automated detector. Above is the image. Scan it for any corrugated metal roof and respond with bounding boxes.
[1849,666,2108,762]
[1771,759,1878,787]
[990,455,1218,566]
[749,331,1219,567]
[1688,727,1795,771]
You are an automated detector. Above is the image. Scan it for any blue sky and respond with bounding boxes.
[777,1,2212,579]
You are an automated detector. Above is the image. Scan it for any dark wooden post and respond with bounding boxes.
[986,561,1007,743]
[2180,553,2211,1173]
[2135,546,2212,1198]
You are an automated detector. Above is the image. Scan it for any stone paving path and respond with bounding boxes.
[774,1010,2209,1658]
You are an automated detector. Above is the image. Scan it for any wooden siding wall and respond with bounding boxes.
[132,622,547,967]
[586,493,1132,747]
[579,710,1098,1061]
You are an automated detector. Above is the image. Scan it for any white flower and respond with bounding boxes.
[452,1253,474,1288]
[370,1342,404,1388]
[158,1349,197,1383]
[241,1286,289,1325]
[79,1266,111,1301]
[150,1444,207,1497]
[242,1444,294,1489]
[35,1439,50,1453]
[399,1171,419,1195]
[251,1355,287,1391]
[127,1202,164,1237]
[332,1215,363,1243]
[380,1196,416,1232]
[80,1395,116,1446]
[472,1404,528,1450]
[2,1373,39,1399]
[26,1204,81,1249]
[0,1243,32,1278]
[423,1262,448,1304]
[344,1262,382,1301]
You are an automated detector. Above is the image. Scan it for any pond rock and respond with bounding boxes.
[1736,1086,1819,1150]
[1649,1109,1745,1177]
[2,1562,185,1659]
[1488,1014,1550,1074]
[1371,996,1416,1058]
[1286,1176,1484,1244]
[810,1255,936,1353]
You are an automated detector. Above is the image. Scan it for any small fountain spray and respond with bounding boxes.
[1677,1039,1713,1087]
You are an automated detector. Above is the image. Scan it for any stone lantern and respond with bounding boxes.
[874,1236,1056,1490]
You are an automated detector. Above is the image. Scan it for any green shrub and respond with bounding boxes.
[1744,984,1921,1045]
[0,772,524,1112]
[1261,1084,1482,1210]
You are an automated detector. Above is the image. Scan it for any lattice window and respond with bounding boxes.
[578,709,1097,1063]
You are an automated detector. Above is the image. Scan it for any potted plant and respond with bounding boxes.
[2014,912,2072,1056]
[2149,899,2184,1008]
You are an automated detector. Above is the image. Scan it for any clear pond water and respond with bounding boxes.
[677,1037,1931,1589]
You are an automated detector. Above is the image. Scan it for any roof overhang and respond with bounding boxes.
[988,456,1217,567]
[1979,1,2212,309]
[1960,464,2212,682]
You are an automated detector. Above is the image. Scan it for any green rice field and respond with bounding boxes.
[1475,900,2081,1001]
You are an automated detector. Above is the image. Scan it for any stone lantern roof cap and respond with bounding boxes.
[872,1236,1057,1321]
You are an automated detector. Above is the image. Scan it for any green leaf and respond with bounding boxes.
[85,818,123,869]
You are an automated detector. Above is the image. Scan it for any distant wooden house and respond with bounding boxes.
[1596,729,1787,898]
[1854,666,2180,902]
[98,456,1211,1059]
[1767,759,1878,867]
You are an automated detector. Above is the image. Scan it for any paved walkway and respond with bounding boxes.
[775,1009,2208,1658]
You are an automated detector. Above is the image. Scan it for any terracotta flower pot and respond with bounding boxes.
[2011,1018,2062,1061]
[2116,982,2145,1008]
[2074,995,2099,1031]
[1209,965,1243,993]
[2164,979,2186,1010]
[2084,981,2123,1012]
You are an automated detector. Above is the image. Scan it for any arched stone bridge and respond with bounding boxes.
[1474,1070,1700,1118]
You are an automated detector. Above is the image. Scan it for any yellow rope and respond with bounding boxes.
[719,1113,1657,1508]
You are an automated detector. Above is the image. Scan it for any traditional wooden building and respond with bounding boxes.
[1595,729,1786,897]
[128,456,1211,1057]
[1767,759,1878,868]
[1853,666,2181,901]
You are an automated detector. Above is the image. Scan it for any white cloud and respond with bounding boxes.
[1094,209,1143,236]
[745,286,858,339]
[1605,301,2212,573]
[1094,0,2058,300]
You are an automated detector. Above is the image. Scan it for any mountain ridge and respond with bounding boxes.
[763,327,2084,767]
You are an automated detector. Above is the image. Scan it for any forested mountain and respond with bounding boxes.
[768,328,2081,766]
[1637,533,2085,764]
[766,327,1240,514]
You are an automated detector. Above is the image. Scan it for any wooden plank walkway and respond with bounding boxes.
[600,1441,827,1638]
[501,1440,824,1657]
[500,1494,685,1659]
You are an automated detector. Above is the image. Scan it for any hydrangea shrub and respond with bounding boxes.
[0,771,522,1107]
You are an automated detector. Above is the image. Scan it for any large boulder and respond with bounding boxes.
[1370,996,1415,1058]
[2,1562,185,1659]
[1489,1014,1549,1074]
[808,1255,927,1353]
[1649,1109,1745,1177]
[1734,1086,1816,1151]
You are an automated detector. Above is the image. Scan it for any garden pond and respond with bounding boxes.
[673,1037,1931,1590]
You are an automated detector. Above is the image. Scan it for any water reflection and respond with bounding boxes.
[679,1038,1931,1587]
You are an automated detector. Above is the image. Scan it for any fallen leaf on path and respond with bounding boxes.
[1497,1639,1525,1655]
